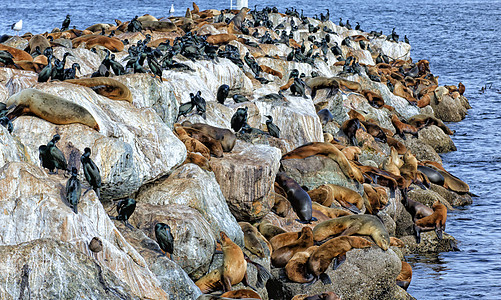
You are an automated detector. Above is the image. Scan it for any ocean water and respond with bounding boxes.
[1,0,500,298]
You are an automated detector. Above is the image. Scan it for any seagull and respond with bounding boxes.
[11,19,22,35]
[169,4,175,17]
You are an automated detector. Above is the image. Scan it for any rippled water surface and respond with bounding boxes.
[2,0,500,298]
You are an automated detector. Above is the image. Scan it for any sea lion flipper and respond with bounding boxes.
[319,273,332,285]
[340,226,361,237]
[241,271,258,291]
[333,252,347,270]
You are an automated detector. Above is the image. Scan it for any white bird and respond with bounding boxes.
[11,19,22,35]
[169,4,175,17]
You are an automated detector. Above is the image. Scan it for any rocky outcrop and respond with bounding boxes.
[210,141,281,221]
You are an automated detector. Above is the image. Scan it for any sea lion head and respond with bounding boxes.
[375,230,390,251]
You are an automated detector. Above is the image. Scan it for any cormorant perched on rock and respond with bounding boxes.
[244,52,260,77]
[116,198,136,229]
[355,22,361,31]
[192,91,206,118]
[177,101,194,120]
[291,77,307,98]
[61,14,71,31]
[147,53,163,82]
[233,94,249,103]
[110,54,125,75]
[339,18,344,27]
[39,145,55,173]
[404,35,409,44]
[47,134,68,174]
[231,106,248,133]
[217,84,230,104]
[345,20,352,30]
[81,147,101,199]
[128,16,142,32]
[265,115,280,138]
[63,63,80,80]
[66,167,81,214]
[155,223,174,257]
[38,55,52,82]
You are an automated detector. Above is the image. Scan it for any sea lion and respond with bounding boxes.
[458,82,465,95]
[391,114,419,139]
[396,261,412,290]
[270,231,302,251]
[292,292,341,300]
[362,90,384,108]
[341,118,363,146]
[399,151,418,188]
[414,201,447,242]
[182,121,236,152]
[386,136,407,155]
[260,65,283,79]
[6,89,100,131]
[195,231,248,293]
[307,236,372,279]
[282,142,363,182]
[390,237,405,247]
[360,120,387,143]
[65,78,133,103]
[272,192,293,217]
[308,184,364,212]
[182,126,224,158]
[363,183,388,214]
[141,21,177,32]
[311,202,352,219]
[207,33,237,45]
[221,289,262,300]
[27,34,51,54]
[229,7,251,29]
[316,108,333,125]
[0,44,32,62]
[285,246,318,283]
[305,76,339,99]
[417,165,445,186]
[185,151,211,171]
[239,222,269,258]
[407,114,454,135]
[271,227,314,268]
[341,146,361,161]
[72,35,124,52]
[174,124,211,159]
[275,172,316,224]
[257,220,287,241]
[312,215,390,250]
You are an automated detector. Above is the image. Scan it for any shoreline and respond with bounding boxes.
[0,5,472,300]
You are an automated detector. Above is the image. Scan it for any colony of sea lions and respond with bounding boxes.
[0,2,473,299]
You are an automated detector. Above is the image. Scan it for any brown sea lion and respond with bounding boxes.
[391,114,419,139]
[229,7,251,28]
[270,231,301,251]
[305,77,339,99]
[312,215,390,250]
[335,77,362,92]
[174,124,211,159]
[221,289,262,299]
[206,33,237,45]
[65,78,133,102]
[275,172,315,224]
[381,155,401,177]
[182,121,237,152]
[311,202,352,219]
[85,23,113,32]
[72,35,124,52]
[307,236,372,279]
[271,227,314,268]
[257,220,287,241]
[341,118,363,146]
[182,126,224,158]
[363,184,388,214]
[239,222,268,258]
[361,120,387,143]
[282,142,363,182]
[260,65,283,78]
[141,21,177,32]
[6,88,99,131]
[285,246,318,283]
[458,82,465,95]
[390,237,405,247]
[386,136,407,155]
[27,34,51,54]
[185,151,212,171]
[280,78,294,90]
[399,151,418,187]
[362,90,385,108]
[195,231,248,293]
[407,114,454,135]
[272,192,293,217]
[0,44,33,62]
[341,146,361,161]
[308,184,364,212]
[292,292,341,300]
[414,201,447,242]
[396,261,412,290]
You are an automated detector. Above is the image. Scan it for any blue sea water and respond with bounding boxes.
[1,0,500,298]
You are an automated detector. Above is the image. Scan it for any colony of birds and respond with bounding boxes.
[0,3,472,300]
